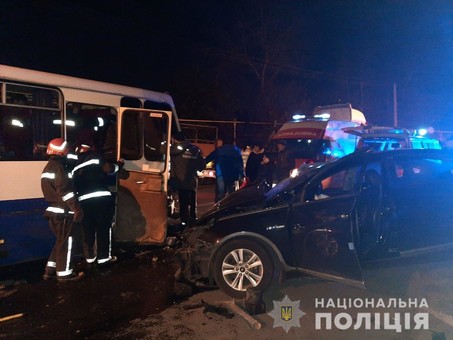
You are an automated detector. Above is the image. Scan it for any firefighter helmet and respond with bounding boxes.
[75,144,92,154]
[46,138,69,156]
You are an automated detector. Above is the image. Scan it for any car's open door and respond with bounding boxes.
[290,166,365,288]
[114,108,171,244]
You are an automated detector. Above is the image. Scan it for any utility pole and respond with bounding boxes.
[393,83,398,127]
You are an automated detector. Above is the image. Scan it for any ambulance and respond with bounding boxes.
[267,103,366,168]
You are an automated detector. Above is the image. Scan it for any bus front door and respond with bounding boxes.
[115,108,171,244]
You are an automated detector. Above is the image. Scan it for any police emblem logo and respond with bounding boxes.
[281,306,292,321]
[268,295,306,333]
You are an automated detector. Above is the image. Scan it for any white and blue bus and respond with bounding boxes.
[0,64,180,266]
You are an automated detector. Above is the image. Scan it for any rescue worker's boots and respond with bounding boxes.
[98,255,117,268]
[57,271,85,283]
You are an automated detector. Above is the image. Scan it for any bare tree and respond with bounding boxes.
[224,1,309,121]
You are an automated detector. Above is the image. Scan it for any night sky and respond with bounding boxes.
[1,0,452,130]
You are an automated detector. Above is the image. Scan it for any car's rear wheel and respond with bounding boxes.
[213,239,274,299]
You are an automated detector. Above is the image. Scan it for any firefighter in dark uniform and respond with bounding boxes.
[169,131,206,226]
[72,144,119,268]
[41,138,84,282]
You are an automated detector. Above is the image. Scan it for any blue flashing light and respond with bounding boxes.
[331,150,344,158]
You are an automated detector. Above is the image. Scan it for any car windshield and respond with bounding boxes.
[269,139,330,159]
[264,162,327,201]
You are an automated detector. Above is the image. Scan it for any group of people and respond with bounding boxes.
[41,138,119,282]
[243,140,295,186]
[169,133,296,227]
[169,134,250,224]
[40,133,294,282]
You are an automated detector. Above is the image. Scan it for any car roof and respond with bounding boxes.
[333,148,452,166]
[263,149,453,202]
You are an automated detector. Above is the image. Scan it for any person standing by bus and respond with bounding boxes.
[41,138,84,282]
[205,137,244,202]
[72,144,119,269]
[169,132,206,227]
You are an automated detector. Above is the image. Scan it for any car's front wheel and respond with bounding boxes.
[212,239,274,299]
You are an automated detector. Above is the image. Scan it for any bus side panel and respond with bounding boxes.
[0,198,54,266]
[115,171,167,244]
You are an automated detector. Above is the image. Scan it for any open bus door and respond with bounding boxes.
[114,108,172,244]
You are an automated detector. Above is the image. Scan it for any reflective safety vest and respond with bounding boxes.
[41,158,80,215]
[72,153,118,202]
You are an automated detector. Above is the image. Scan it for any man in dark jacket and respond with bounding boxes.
[72,144,119,268]
[170,132,206,226]
[245,143,265,186]
[205,138,244,202]
[41,138,84,282]
[273,140,296,183]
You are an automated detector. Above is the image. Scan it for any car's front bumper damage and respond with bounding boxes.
[173,231,215,294]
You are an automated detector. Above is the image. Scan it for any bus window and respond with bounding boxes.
[66,102,117,161]
[144,100,180,139]
[5,83,60,109]
[121,97,141,108]
[144,100,171,110]
[119,110,170,165]
[144,112,168,163]
[120,111,141,160]
[0,83,61,161]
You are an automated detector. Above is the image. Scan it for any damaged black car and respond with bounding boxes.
[175,149,453,298]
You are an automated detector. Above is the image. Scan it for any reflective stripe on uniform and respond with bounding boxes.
[86,257,97,264]
[56,236,73,277]
[97,257,111,264]
[46,207,65,214]
[78,191,111,201]
[72,159,100,175]
[67,153,78,160]
[41,172,56,179]
[97,228,113,264]
[57,269,73,277]
[62,192,75,201]
[46,207,75,214]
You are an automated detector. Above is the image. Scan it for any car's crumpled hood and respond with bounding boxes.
[196,185,266,225]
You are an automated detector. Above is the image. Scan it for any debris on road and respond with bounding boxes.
[0,312,24,323]
[182,299,234,319]
[219,300,262,330]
